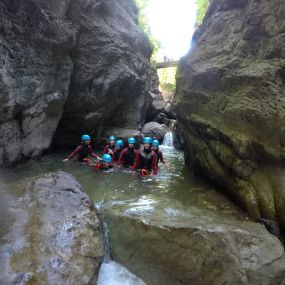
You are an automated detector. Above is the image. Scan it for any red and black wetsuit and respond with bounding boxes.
[113,147,123,163]
[153,149,166,165]
[67,144,98,162]
[118,147,137,168]
[132,149,158,175]
[103,144,116,155]
[93,162,113,171]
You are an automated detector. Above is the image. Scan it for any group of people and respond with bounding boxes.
[63,134,167,176]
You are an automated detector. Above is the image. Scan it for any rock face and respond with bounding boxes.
[146,93,166,122]
[0,0,75,166]
[0,171,103,285]
[172,121,185,150]
[105,198,285,285]
[0,0,157,165]
[54,0,156,147]
[173,0,285,230]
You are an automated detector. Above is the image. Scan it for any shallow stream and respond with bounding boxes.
[0,144,249,284]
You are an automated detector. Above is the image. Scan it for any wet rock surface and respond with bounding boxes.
[0,0,157,165]
[142,121,168,142]
[105,197,285,285]
[0,0,74,166]
[54,0,157,147]
[146,93,166,122]
[173,0,285,229]
[0,171,103,285]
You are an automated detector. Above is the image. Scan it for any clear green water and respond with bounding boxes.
[0,146,249,285]
[0,147,247,220]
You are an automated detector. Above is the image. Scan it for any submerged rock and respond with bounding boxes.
[0,171,103,285]
[105,197,285,285]
[173,0,285,229]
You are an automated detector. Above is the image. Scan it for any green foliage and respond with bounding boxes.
[196,0,209,25]
[134,0,160,62]
[158,67,177,94]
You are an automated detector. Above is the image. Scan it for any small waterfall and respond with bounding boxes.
[96,202,147,285]
[162,132,173,147]
[96,202,111,262]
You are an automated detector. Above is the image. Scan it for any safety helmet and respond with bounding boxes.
[116,140,123,147]
[81,134,91,141]
[109,136,116,141]
[128,137,136,144]
[143,137,152,144]
[152,140,160,147]
[102,154,112,163]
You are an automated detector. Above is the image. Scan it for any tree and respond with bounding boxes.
[134,0,160,63]
[196,0,209,25]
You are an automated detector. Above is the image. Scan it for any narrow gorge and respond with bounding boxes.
[0,0,285,284]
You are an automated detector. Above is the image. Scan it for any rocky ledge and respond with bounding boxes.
[0,171,103,285]
[105,197,285,285]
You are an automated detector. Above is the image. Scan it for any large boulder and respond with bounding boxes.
[142,121,168,142]
[0,0,158,165]
[0,171,103,285]
[146,92,166,122]
[105,197,285,285]
[173,0,285,229]
[173,121,185,150]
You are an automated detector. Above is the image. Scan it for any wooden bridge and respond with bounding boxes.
[156,60,179,69]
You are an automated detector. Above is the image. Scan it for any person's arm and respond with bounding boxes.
[118,148,126,166]
[103,145,109,154]
[65,146,82,160]
[93,163,102,172]
[152,153,158,175]
[88,145,99,159]
[131,152,140,171]
[160,151,166,164]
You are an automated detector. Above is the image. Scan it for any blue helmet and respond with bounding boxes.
[116,140,123,147]
[152,140,159,147]
[128,137,136,144]
[81,134,91,141]
[109,136,116,141]
[102,154,112,163]
[143,137,152,144]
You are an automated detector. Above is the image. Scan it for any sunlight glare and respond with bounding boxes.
[145,0,197,60]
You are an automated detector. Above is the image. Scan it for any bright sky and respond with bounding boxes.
[145,0,197,61]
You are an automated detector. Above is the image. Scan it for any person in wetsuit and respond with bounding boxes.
[93,154,113,171]
[118,137,137,168]
[151,140,167,167]
[103,135,116,156]
[132,137,158,176]
[63,134,100,164]
[113,140,124,164]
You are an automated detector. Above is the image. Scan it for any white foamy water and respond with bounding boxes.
[97,261,147,285]
[162,132,173,147]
